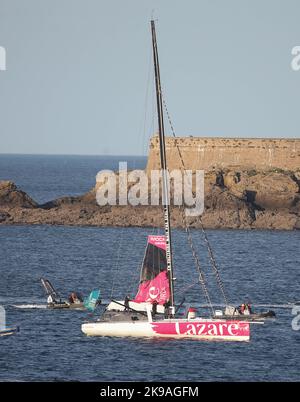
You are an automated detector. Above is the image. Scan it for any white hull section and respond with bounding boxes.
[82,318,250,342]
[107,300,165,314]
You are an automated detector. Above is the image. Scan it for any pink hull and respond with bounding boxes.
[82,319,250,341]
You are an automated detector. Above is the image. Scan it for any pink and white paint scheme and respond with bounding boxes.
[81,235,250,341]
[82,319,250,341]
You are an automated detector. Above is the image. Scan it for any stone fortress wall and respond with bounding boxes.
[146,136,300,172]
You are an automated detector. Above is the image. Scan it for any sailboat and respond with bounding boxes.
[81,20,250,341]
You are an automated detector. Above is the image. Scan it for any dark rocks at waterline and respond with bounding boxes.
[0,170,300,230]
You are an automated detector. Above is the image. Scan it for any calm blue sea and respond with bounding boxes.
[0,154,147,204]
[0,154,300,381]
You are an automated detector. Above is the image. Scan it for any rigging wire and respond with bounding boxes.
[199,225,229,305]
[129,237,148,297]
[176,279,202,297]
[110,226,126,299]
[161,92,229,308]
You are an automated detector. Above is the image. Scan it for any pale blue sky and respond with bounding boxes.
[0,0,299,155]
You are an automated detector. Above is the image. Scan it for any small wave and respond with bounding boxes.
[254,304,296,309]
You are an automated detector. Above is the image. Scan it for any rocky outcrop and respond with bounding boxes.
[0,167,299,230]
[0,181,37,208]
[223,170,299,209]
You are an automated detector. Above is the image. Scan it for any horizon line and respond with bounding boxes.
[0,152,148,157]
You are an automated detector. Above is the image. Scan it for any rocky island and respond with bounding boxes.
[1,137,299,230]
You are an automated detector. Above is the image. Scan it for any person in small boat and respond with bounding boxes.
[238,303,252,315]
[68,292,83,304]
[244,303,252,315]
[239,303,245,314]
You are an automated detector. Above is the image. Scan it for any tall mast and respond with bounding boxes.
[151,20,175,316]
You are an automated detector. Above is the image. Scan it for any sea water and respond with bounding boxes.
[0,155,299,381]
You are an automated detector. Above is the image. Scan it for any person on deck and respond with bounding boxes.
[47,295,57,305]
[124,295,130,311]
[152,301,158,316]
[69,292,77,304]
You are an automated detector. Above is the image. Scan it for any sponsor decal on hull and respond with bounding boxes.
[151,321,249,338]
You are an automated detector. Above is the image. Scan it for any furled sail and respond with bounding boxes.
[133,235,170,305]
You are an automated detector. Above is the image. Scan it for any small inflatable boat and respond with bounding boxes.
[213,305,276,321]
[47,301,85,310]
[40,278,85,310]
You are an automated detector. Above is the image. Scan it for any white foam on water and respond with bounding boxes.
[12,304,47,309]
[254,304,295,309]
[189,303,295,309]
